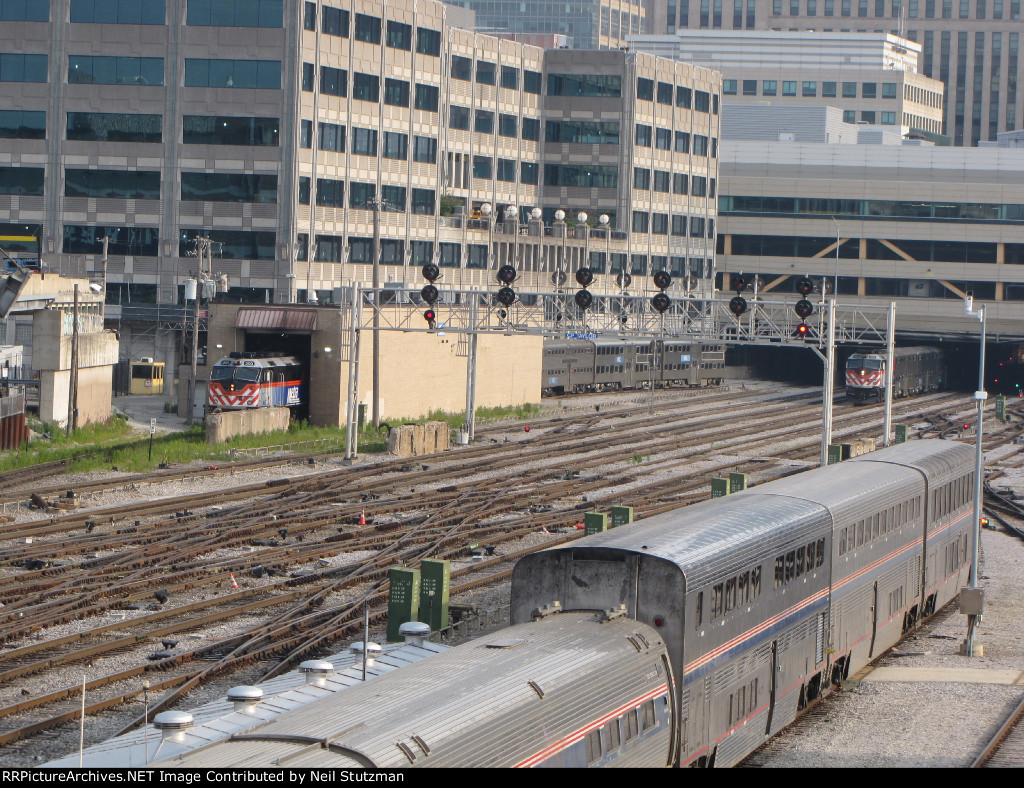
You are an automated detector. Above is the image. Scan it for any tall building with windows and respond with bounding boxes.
[634,30,945,137]
[647,0,1024,146]
[443,0,647,49]
[0,0,719,371]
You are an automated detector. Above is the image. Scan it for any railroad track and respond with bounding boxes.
[0,387,1017,755]
[972,693,1024,767]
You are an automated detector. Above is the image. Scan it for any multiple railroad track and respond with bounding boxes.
[0,385,1019,760]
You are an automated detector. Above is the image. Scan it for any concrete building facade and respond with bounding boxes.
[0,0,720,385]
[647,0,1024,146]
[634,30,945,136]
[716,118,1024,338]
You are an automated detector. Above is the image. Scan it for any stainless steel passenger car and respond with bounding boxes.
[511,439,975,767]
[153,612,675,768]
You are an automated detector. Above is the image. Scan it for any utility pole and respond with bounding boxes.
[463,296,479,442]
[371,198,381,429]
[962,294,987,657]
[186,239,209,428]
[883,301,896,445]
[100,236,109,323]
[66,284,80,437]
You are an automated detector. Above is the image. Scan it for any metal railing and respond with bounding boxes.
[227,437,345,459]
[431,604,507,644]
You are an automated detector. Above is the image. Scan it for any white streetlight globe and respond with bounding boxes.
[480,202,492,216]
[554,209,566,221]
[530,207,542,219]
[577,211,588,224]
[599,214,610,225]
[505,205,518,218]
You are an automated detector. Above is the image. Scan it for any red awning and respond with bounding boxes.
[235,307,317,331]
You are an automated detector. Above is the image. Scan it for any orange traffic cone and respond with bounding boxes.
[359,508,367,525]
[229,573,239,589]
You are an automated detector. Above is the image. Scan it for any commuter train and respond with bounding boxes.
[846,346,944,403]
[543,337,726,395]
[208,353,305,410]
[155,439,974,768]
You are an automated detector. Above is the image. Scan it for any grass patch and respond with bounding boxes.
[1,402,542,474]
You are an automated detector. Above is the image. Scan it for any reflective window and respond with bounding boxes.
[184,59,279,89]
[351,127,377,156]
[544,164,618,188]
[548,73,622,97]
[414,83,438,112]
[416,27,440,56]
[186,0,280,26]
[67,168,160,199]
[384,78,408,107]
[450,105,470,130]
[476,60,496,85]
[322,6,348,35]
[354,13,380,43]
[498,113,517,138]
[524,70,542,94]
[318,121,344,152]
[501,65,519,89]
[546,120,619,144]
[0,53,46,83]
[521,117,539,140]
[475,110,494,134]
[382,185,405,211]
[320,66,346,97]
[182,116,277,146]
[386,20,411,50]
[1,110,46,140]
[72,0,163,23]
[473,155,492,179]
[382,131,407,160]
[0,167,43,195]
[497,158,516,182]
[451,55,472,81]
[180,172,276,203]
[68,55,160,85]
[521,162,538,185]
[412,188,434,214]
[65,225,159,256]
[179,229,274,260]
[413,136,436,163]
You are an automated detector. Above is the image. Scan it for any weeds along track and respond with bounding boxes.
[0,387,1016,751]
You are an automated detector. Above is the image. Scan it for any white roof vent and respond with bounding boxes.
[398,621,431,646]
[299,659,334,680]
[153,711,194,741]
[349,641,382,668]
[226,685,263,711]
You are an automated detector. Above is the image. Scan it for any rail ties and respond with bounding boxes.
[972,693,1024,767]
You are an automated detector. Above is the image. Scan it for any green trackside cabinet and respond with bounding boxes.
[827,445,843,465]
[610,506,634,528]
[711,478,730,498]
[996,395,1006,421]
[418,558,450,632]
[895,424,908,443]
[584,512,608,535]
[729,472,748,492]
[386,567,420,642]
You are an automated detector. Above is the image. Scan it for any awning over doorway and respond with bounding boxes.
[235,307,317,331]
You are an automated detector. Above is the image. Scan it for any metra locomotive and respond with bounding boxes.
[154,440,973,769]
[208,353,304,410]
[846,346,944,403]
[543,337,726,395]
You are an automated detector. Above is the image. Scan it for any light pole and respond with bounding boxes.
[481,202,493,269]
[599,214,610,297]
[142,679,150,763]
[831,216,840,296]
[555,209,566,278]
[505,205,518,272]
[962,293,987,657]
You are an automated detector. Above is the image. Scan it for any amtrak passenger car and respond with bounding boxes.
[152,440,974,768]
[208,354,304,410]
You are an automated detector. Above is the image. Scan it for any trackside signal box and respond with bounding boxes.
[729,472,748,492]
[711,478,730,498]
[585,512,608,535]
[610,506,633,528]
[827,445,843,465]
[387,567,420,642]
[419,559,450,632]
[996,395,1006,421]
[895,425,908,443]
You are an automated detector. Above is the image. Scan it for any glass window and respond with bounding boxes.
[652,213,668,234]
[521,162,538,184]
[497,158,516,182]
[881,112,897,124]
[861,110,876,123]
[0,110,46,140]
[742,79,757,95]
[182,115,277,146]
[822,81,837,97]
[449,105,470,130]
[73,0,163,23]
[522,117,539,140]
[637,77,654,100]
[67,55,161,86]
[476,60,496,86]
[524,70,542,94]
[349,181,375,208]
[451,55,472,81]
[676,85,692,107]
[862,82,877,98]
[351,127,377,156]
[185,0,280,27]
[762,80,777,95]
[183,58,278,89]
[636,124,652,147]
[320,66,346,97]
[1,0,48,20]
[384,78,408,107]
[672,214,687,235]
[382,131,407,160]
[695,90,711,111]
[693,134,709,155]
[802,81,817,96]
[656,127,671,149]
[842,81,857,97]
[843,109,856,122]
[180,229,274,260]
[501,65,519,90]
[416,27,441,56]
[632,211,649,232]
[882,82,898,98]
[475,110,494,134]
[654,170,670,192]
[303,1,315,30]
[414,83,438,112]
[0,167,43,196]
[633,167,650,189]
[381,184,405,211]
[386,20,411,50]
[354,13,381,44]
[473,155,492,179]
[66,225,159,256]
[723,79,737,95]
[413,135,436,163]
[412,188,434,215]
[322,6,348,35]
[782,80,796,96]
[498,113,517,137]
[67,168,161,200]
[353,72,379,102]
[673,173,688,194]
[548,73,622,97]
[318,121,344,152]
[300,119,311,148]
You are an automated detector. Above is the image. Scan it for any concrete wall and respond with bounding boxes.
[205,407,290,444]
[386,422,452,457]
[207,304,543,427]
[38,364,113,427]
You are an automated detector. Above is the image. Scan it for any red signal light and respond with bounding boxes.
[423,309,436,329]
[797,322,809,336]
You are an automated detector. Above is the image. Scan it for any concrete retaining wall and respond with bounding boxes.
[386,421,451,457]
[206,407,290,444]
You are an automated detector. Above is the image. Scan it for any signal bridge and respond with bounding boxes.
[346,286,893,348]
